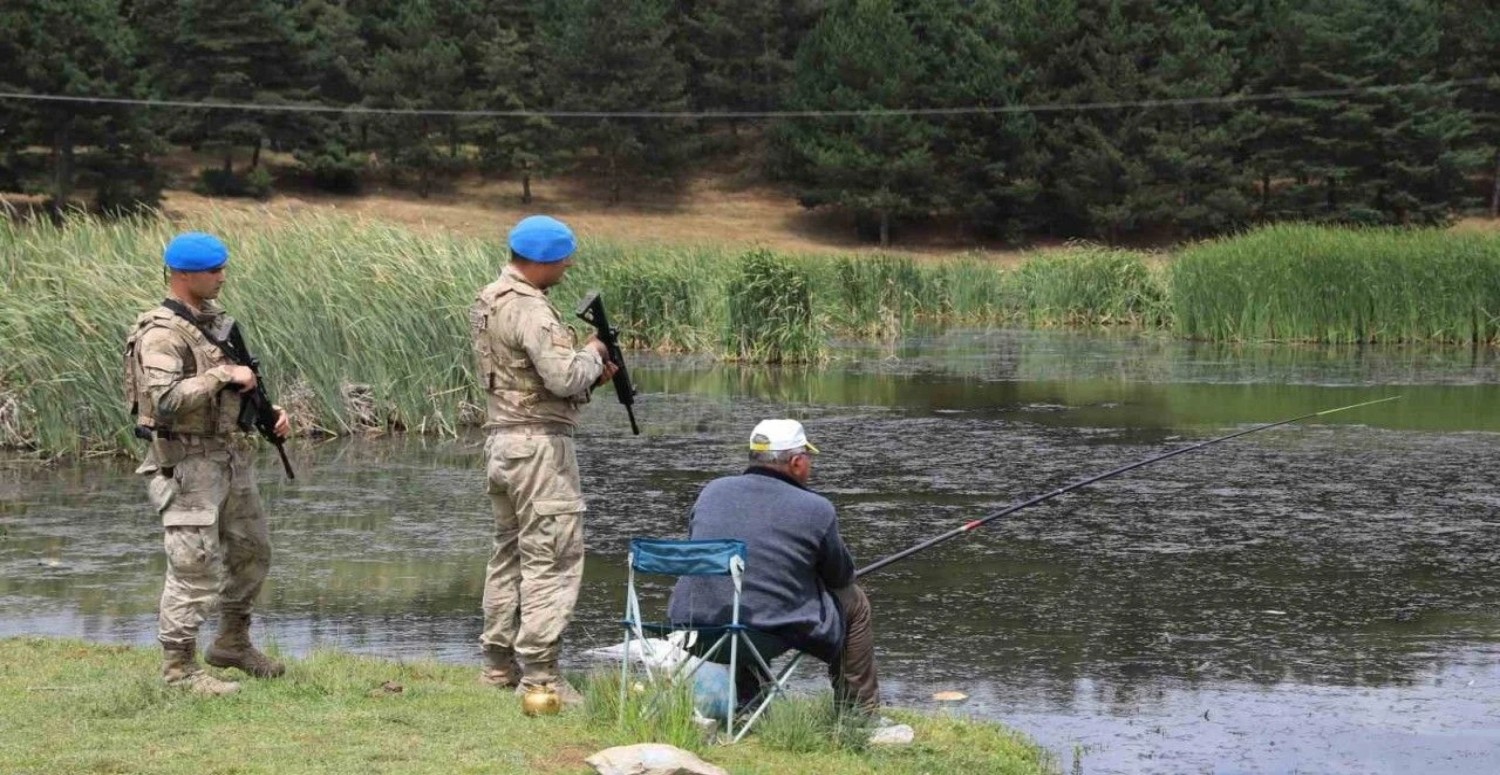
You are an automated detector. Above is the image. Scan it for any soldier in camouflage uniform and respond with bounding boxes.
[470,215,616,704]
[124,232,291,696]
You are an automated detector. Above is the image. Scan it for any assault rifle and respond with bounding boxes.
[159,299,295,479]
[223,322,296,479]
[575,291,640,435]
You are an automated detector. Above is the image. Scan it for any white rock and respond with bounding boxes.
[586,743,730,775]
[868,723,916,746]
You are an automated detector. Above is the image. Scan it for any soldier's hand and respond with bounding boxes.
[272,405,291,439]
[584,337,610,360]
[225,365,258,392]
[596,361,620,387]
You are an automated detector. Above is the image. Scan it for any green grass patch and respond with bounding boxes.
[0,637,1056,775]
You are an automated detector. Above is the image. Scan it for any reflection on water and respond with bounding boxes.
[4,330,1499,773]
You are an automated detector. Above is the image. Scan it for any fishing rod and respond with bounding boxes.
[855,395,1401,578]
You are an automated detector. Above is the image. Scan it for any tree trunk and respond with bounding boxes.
[879,210,890,247]
[51,115,76,218]
[1490,148,1500,219]
[609,154,620,204]
[251,141,262,169]
[1261,172,1271,214]
[223,147,233,176]
[521,173,532,204]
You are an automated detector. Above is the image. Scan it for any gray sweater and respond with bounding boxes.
[666,468,855,663]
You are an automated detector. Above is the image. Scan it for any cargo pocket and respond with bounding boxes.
[532,499,586,565]
[164,526,214,577]
[161,455,229,527]
[489,438,537,494]
[146,472,179,517]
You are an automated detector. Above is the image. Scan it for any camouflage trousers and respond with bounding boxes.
[480,426,587,681]
[142,439,271,647]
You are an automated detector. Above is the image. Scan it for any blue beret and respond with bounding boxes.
[163,232,229,272]
[508,215,576,263]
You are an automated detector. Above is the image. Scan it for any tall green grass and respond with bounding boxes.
[1171,224,1500,343]
[724,248,824,363]
[1017,247,1169,327]
[6,211,1497,456]
[582,669,705,751]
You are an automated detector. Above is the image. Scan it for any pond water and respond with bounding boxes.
[4,330,1499,773]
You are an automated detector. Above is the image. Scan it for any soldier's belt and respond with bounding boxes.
[488,422,575,437]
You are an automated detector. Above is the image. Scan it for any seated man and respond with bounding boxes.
[666,419,880,714]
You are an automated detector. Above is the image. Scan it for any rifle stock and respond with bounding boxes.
[575,290,640,435]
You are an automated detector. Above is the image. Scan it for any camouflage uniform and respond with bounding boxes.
[470,264,603,689]
[126,298,282,692]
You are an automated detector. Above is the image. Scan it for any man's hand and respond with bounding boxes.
[584,335,609,361]
[272,405,291,439]
[225,365,258,392]
[595,360,620,387]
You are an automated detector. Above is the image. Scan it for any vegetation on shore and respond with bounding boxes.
[3,213,1497,457]
[0,637,1056,775]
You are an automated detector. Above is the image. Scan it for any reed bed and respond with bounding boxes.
[1171,223,1500,343]
[5,211,1495,455]
[1017,247,1169,327]
[724,249,824,363]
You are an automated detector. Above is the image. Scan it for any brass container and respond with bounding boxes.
[520,686,562,717]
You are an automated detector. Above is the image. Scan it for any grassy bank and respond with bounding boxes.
[3,213,1497,456]
[0,637,1055,775]
[1172,223,1500,343]
[0,213,1146,455]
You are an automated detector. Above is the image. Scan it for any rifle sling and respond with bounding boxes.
[159,298,247,365]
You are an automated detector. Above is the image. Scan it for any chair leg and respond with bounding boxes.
[619,626,633,723]
[730,644,804,743]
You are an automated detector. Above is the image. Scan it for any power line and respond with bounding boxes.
[0,78,1492,120]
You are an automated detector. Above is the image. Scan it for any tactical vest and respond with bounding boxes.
[124,304,240,437]
[470,279,583,424]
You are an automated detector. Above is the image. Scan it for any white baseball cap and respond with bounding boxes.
[748,419,820,454]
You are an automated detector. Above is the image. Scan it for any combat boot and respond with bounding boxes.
[478,647,522,689]
[162,641,240,697]
[205,613,286,678]
[516,662,584,707]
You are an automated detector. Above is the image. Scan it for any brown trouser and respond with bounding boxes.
[146,441,271,647]
[830,583,881,713]
[480,428,587,682]
[731,583,881,714]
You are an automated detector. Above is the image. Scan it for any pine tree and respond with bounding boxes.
[679,0,792,123]
[0,0,142,215]
[362,0,464,197]
[286,0,368,193]
[773,0,939,246]
[157,0,306,179]
[1441,0,1500,217]
[911,0,1041,241]
[1026,0,1246,240]
[473,0,556,203]
[1199,0,1308,219]
[1283,0,1476,224]
[536,0,691,204]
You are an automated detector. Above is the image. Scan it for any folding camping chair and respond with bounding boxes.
[619,537,804,742]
